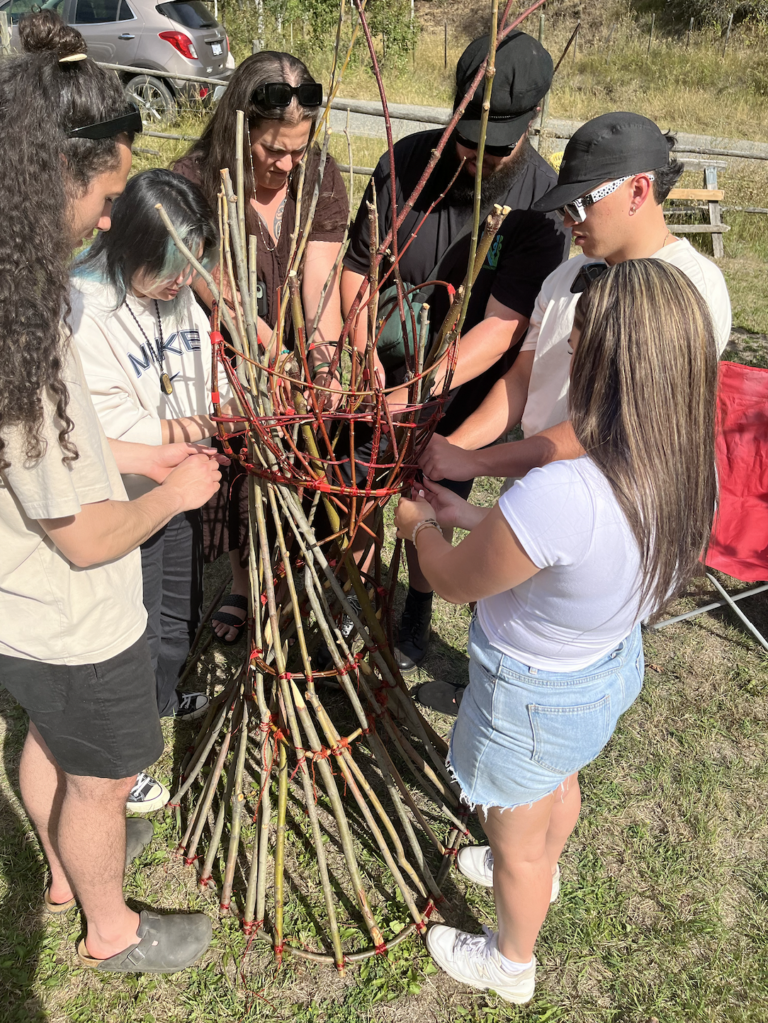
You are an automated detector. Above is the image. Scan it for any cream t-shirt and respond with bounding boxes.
[0,343,146,664]
[520,240,732,438]
[70,278,232,500]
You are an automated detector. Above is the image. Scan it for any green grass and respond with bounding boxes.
[3,474,768,1020]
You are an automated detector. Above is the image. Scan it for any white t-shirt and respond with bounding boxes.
[477,457,652,671]
[0,344,146,664]
[520,240,732,438]
[70,278,232,499]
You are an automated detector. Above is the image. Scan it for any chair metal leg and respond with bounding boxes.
[705,573,768,653]
[651,582,768,631]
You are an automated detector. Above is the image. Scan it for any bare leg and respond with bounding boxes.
[212,549,249,641]
[481,791,557,964]
[545,772,581,869]
[19,724,141,958]
[405,527,454,593]
[58,771,141,959]
[19,722,71,904]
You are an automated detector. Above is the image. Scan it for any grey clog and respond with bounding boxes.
[78,910,212,973]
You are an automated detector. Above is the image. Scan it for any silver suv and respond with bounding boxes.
[0,0,233,120]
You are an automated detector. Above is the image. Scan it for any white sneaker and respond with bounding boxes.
[126,772,170,813]
[457,846,560,902]
[175,692,209,722]
[426,924,536,1004]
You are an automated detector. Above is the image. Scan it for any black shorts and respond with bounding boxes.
[0,634,164,779]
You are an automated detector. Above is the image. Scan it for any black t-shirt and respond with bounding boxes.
[344,130,569,433]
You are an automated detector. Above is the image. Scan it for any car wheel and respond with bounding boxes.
[125,75,176,123]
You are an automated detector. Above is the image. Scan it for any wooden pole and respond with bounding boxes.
[687,17,693,48]
[0,12,9,56]
[647,13,655,56]
[723,12,733,55]
[444,20,448,69]
[532,9,545,153]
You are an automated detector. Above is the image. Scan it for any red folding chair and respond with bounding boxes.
[652,360,768,652]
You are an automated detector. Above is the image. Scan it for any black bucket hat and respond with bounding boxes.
[454,31,553,148]
[532,112,673,212]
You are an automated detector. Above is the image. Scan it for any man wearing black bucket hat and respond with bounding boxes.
[417,110,731,714]
[341,31,570,674]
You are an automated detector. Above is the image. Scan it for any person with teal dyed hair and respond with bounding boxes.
[71,168,237,813]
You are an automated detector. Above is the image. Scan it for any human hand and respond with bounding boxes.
[145,442,229,484]
[394,490,435,541]
[161,452,223,510]
[419,434,477,482]
[421,477,488,531]
[311,370,344,411]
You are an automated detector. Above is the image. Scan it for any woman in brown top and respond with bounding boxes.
[174,51,349,641]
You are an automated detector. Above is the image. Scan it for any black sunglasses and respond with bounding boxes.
[67,105,143,140]
[252,82,323,109]
[570,262,609,294]
[456,131,515,159]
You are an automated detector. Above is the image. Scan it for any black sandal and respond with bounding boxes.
[417,681,465,716]
[211,593,248,645]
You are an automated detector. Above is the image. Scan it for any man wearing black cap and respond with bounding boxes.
[420,110,731,490]
[341,31,570,674]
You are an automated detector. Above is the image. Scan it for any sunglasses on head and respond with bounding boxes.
[252,81,323,110]
[67,105,143,140]
[557,174,655,223]
[456,132,516,159]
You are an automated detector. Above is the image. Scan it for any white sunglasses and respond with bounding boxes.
[558,174,654,223]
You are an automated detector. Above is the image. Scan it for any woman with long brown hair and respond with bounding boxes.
[395,258,718,1003]
[174,51,349,642]
[0,11,220,971]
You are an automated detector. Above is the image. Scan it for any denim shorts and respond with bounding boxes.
[447,617,644,813]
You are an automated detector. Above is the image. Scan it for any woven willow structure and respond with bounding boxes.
[157,0,545,971]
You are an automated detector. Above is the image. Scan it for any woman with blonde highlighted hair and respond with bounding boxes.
[395,258,718,1003]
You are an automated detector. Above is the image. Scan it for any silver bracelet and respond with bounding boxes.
[412,518,443,546]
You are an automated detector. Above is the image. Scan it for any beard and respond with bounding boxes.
[447,138,531,207]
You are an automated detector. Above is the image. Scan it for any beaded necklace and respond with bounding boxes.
[125,298,173,395]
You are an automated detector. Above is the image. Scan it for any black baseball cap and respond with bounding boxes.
[454,31,553,148]
[531,112,673,212]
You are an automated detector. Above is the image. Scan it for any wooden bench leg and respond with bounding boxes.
[705,165,725,259]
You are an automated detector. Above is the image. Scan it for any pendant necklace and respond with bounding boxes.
[125,298,173,395]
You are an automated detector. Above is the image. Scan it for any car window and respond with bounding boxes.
[155,1,216,29]
[117,0,134,19]
[73,0,120,24]
[7,0,41,25]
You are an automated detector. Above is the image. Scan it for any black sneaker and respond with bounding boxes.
[174,692,209,721]
[126,772,170,814]
[394,589,433,675]
[316,593,362,671]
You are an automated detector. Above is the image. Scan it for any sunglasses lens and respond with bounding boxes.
[298,83,323,107]
[267,83,293,106]
[564,203,585,222]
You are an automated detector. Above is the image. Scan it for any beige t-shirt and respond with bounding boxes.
[0,343,146,664]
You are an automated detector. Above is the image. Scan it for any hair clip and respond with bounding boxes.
[59,53,88,63]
